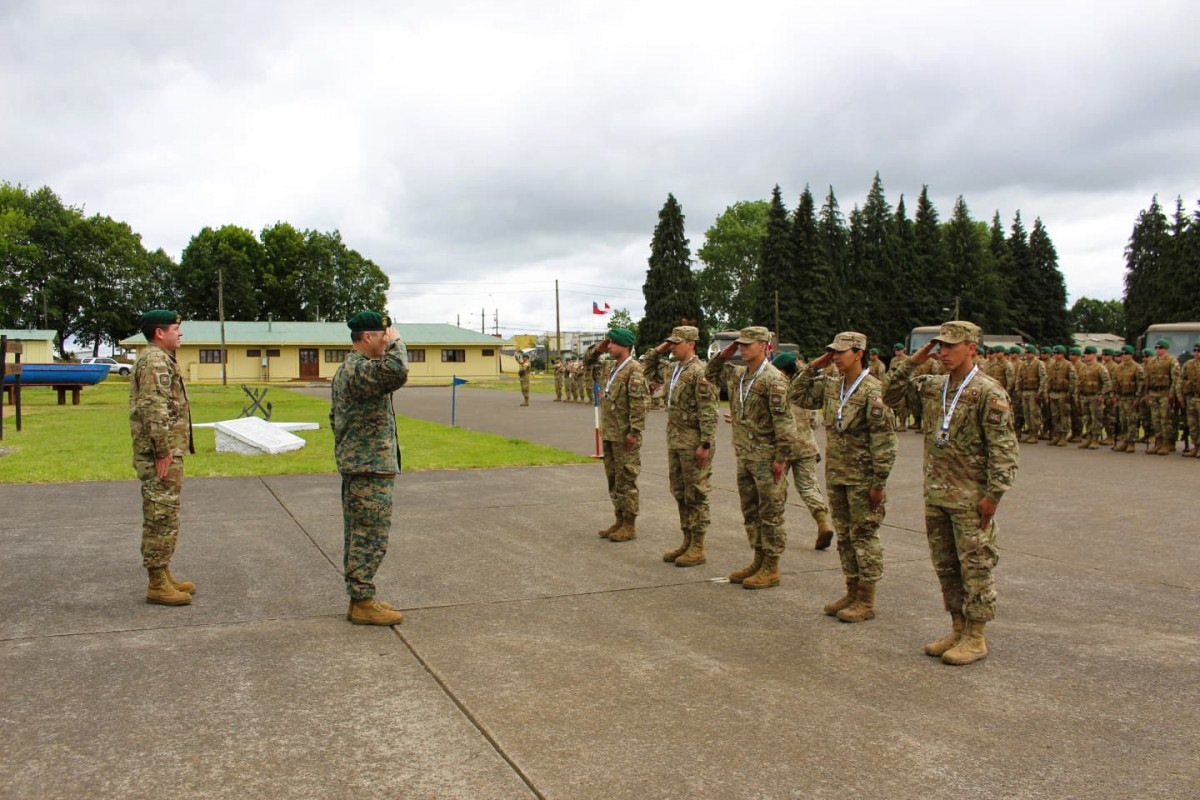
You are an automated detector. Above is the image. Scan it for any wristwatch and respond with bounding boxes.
[700,442,711,450]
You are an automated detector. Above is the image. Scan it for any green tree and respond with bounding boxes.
[638,193,702,352]
[1028,217,1070,342]
[608,307,637,339]
[856,173,899,345]
[260,222,309,321]
[178,225,264,320]
[911,185,946,326]
[891,195,918,334]
[1006,211,1037,337]
[68,214,153,355]
[1068,297,1125,333]
[942,196,1006,331]
[750,185,794,339]
[695,200,768,331]
[790,186,834,356]
[818,187,851,330]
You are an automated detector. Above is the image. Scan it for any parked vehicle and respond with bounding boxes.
[81,357,131,376]
[1138,322,1200,364]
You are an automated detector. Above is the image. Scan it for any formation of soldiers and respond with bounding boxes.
[887,338,1200,457]
[554,357,603,404]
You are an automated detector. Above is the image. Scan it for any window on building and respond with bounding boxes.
[408,349,426,362]
[266,349,281,357]
[325,349,352,363]
[441,349,466,363]
[246,349,261,357]
[199,349,227,363]
[482,348,495,356]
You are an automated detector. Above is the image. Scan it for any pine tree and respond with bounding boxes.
[791,185,835,356]
[1122,196,1170,339]
[818,187,851,330]
[857,173,898,346]
[987,211,1015,335]
[1006,211,1038,340]
[750,185,793,338]
[1028,217,1070,343]
[638,193,701,352]
[912,186,946,326]
[892,195,918,335]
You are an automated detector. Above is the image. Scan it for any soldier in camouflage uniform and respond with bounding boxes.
[1181,342,1200,457]
[1046,346,1077,446]
[584,329,647,542]
[1100,348,1120,444]
[553,358,565,402]
[773,353,836,551]
[888,343,910,430]
[1143,339,1181,455]
[644,326,718,566]
[130,310,195,606]
[1111,345,1144,452]
[793,333,897,622]
[867,348,886,380]
[331,311,410,626]
[885,321,1019,666]
[1015,345,1047,444]
[707,327,797,590]
[517,355,531,406]
[1075,346,1113,449]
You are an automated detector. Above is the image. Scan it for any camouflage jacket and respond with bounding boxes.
[792,366,896,488]
[886,359,1019,509]
[518,363,530,387]
[785,373,822,461]
[644,352,717,450]
[1075,360,1113,396]
[707,353,796,462]
[1015,357,1047,393]
[129,343,193,460]
[1143,354,1180,394]
[1046,359,1077,396]
[984,358,1015,395]
[1182,358,1200,397]
[584,346,646,442]
[1112,362,1144,397]
[331,339,410,475]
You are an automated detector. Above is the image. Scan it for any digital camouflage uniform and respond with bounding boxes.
[784,375,830,526]
[1180,353,1200,456]
[1046,355,1077,445]
[645,332,718,562]
[792,354,896,589]
[130,342,194,571]
[518,360,531,405]
[1112,357,1144,450]
[554,361,565,401]
[1075,355,1113,447]
[583,343,647,521]
[887,349,909,429]
[1143,348,1181,454]
[331,338,409,600]
[1015,351,1047,442]
[1102,353,1120,442]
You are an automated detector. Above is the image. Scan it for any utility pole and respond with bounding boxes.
[481,307,485,334]
[218,266,227,386]
[493,308,498,337]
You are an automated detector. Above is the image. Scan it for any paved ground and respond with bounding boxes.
[1,385,1197,799]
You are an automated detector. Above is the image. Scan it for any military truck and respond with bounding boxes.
[1138,322,1200,364]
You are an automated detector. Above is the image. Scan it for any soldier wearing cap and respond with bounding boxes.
[706,326,798,589]
[1066,347,1085,442]
[1099,348,1119,445]
[983,345,1015,403]
[130,310,196,606]
[1075,345,1113,449]
[1014,345,1046,443]
[888,343,910,430]
[584,328,648,542]
[885,321,1018,665]
[331,311,409,625]
[553,358,565,402]
[794,332,896,621]
[518,354,532,406]
[1045,345,1077,446]
[772,352,836,551]
[645,326,718,565]
[867,348,886,380]
[1111,345,1144,451]
[1180,341,1200,457]
[1143,338,1181,454]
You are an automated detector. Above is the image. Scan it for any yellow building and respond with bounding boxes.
[120,321,511,383]
[1,329,56,364]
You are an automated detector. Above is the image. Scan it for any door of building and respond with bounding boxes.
[299,348,319,379]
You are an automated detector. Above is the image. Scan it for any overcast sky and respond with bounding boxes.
[3,0,1198,338]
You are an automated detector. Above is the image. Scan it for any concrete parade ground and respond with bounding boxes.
[1,384,1197,799]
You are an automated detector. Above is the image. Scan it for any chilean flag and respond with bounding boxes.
[593,301,611,315]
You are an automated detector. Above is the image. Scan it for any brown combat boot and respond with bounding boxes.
[349,598,404,625]
[674,532,707,567]
[924,613,966,657]
[1099,436,1114,446]
[823,578,859,616]
[1076,439,1089,449]
[663,529,691,562]
[345,599,395,620]
[814,511,834,551]
[742,555,780,590]
[1113,441,1128,452]
[1087,441,1099,450]
[1055,437,1068,447]
[146,568,192,606]
[608,513,637,542]
[1157,443,1173,455]
[599,511,623,538]
[837,582,877,622]
[164,566,195,594]
[728,549,764,584]
[1023,434,1039,444]
[942,620,987,665]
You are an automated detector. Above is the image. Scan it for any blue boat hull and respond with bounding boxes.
[3,364,111,385]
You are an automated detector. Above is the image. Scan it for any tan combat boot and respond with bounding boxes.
[1055,436,1068,447]
[674,532,706,567]
[345,599,395,620]
[164,566,195,594]
[837,582,877,622]
[813,511,834,551]
[728,549,764,584]
[1113,441,1128,452]
[663,529,691,562]
[942,620,987,665]
[1076,438,1089,449]
[349,598,404,626]
[742,555,780,590]
[1157,443,1173,455]
[608,513,637,542]
[1087,441,1099,449]
[823,577,859,616]
[924,613,967,657]
[147,568,192,606]
[599,511,623,538]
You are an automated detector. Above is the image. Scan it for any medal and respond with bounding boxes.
[935,431,950,447]
[603,355,634,400]
[835,369,868,434]
[938,366,979,447]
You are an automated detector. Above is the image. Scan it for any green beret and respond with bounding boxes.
[140,309,181,326]
[1083,345,1097,354]
[1068,347,1082,356]
[772,352,797,371]
[1041,346,1052,354]
[1195,340,1200,349]
[347,311,391,332]
[1025,345,1038,353]
[607,328,636,348]
[1052,345,1065,354]
[1142,347,1154,355]
[1155,338,1170,349]
[1009,346,1022,354]
[1101,347,1114,355]
[1122,345,1135,355]
[869,347,878,355]
[893,343,904,350]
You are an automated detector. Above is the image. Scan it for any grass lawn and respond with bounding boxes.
[0,381,590,484]
[469,375,558,394]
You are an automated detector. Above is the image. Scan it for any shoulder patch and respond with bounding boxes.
[156,371,171,389]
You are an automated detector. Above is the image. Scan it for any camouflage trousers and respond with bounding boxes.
[1079,394,1104,443]
[925,504,999,622]
[736,459,787,556]
[1146,391,1175,446]
[602,439,641,515]
[889,394,909,428]
[136,455,183,569]
[520,380,530,402]
[554,375,563,400]
[668,447,712,534]
[786,454,829,520]
[1186,397,1200,446]
[1116,396,1140,443]
[828,483,885,585]
[1018,390,1042,437]
[342,474,395,600]
[1105,396,1119,440]
[1048,393,1071,440]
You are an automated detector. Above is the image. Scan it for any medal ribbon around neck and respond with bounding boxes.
[940,365,979,440]
[604,355,635,399]
[738,359,768,418]
[836,369,869,431]
[667,356,695,408]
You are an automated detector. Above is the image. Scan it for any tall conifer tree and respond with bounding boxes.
[638,193,701,352]
[818,187,850,330]
[791,185,835,355]
[750,185,793,337]
[1028,217,1070,342]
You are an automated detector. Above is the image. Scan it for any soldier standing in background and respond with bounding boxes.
[885,321,1019,666]
[1075,346,1112,449]
[792,332,896,622]
[867,348,886,380]
[1039,347,1054,439]
[644,326,718,566]
[773,353,837,550]
[1112,345,1144,452]
[1100,348,1119,445]
[1007,346,1025,435]
[888,343,910,430]
[1181,342,1200,457]
[1015,345,1047,444]
[130,310,195,607]
[553,358,565,402]
[518,355,531,406]
[1143,338,1181,455]
[1067,347,1085,442]
[706,326,797,590]
[585,329,647,542]
[1046,346,1077,446]
[331,311,409,626]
